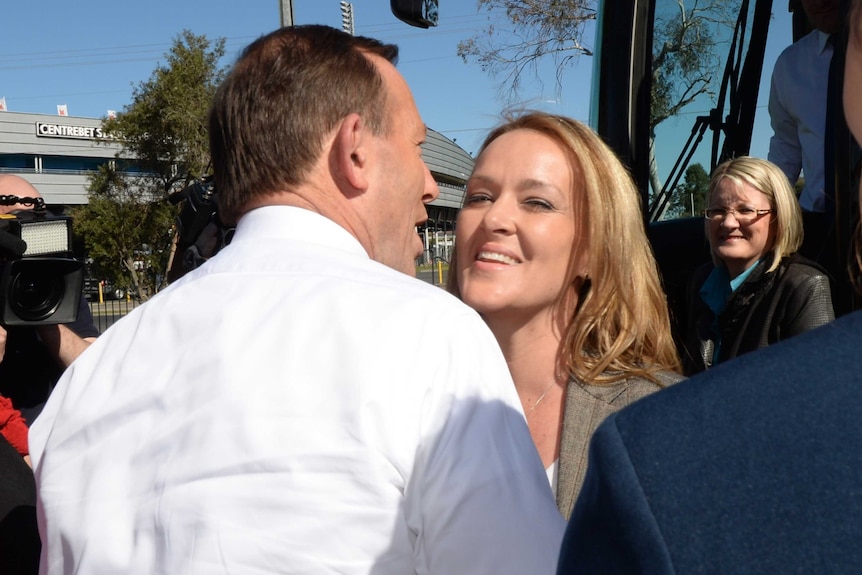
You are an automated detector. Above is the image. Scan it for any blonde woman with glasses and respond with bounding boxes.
[682,156,835,374]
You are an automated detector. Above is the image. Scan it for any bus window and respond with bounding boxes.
[593,0,859,317]
[646,0,766,223]
[593,0,859,327]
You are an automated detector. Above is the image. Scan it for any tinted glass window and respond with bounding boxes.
[0,154,36,170]
[648,0,790,221]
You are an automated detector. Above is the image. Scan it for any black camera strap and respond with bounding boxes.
[0,195,46,212]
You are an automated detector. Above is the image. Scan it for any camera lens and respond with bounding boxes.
[9,265,64,321]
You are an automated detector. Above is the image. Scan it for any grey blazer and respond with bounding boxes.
[556,371,684,518]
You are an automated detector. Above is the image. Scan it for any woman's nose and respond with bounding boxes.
[720,211,741,227]
[482,196,515,233]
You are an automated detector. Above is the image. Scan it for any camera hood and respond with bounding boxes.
[0,257,83,326]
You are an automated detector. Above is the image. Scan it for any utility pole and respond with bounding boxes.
[279,0,294,27]
[340,1,355,35]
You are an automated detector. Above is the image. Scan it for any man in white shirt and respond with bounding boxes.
[29,25,565,575]
[768,0,841,213]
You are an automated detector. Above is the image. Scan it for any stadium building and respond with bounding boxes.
[0,110,471,262]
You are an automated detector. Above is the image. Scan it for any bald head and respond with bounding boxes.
[0,174,43,214]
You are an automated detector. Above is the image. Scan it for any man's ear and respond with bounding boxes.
[333,113,370,194]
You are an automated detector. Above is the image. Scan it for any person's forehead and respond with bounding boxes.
[353,52,425,144]
[369,54,419,112]
[0,176,40,198]
[714,178,767,201]
[0,177,42,215]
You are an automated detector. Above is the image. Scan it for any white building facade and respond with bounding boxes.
[0,111,123,209]
[0,110,472,214]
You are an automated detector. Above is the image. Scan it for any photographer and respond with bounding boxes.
[0,175,98,423]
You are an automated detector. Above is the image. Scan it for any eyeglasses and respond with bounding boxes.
[704,207,772,224]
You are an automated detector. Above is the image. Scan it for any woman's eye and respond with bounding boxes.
[737,207,756,216]
[464,193,491,204]
[525,198,554,210]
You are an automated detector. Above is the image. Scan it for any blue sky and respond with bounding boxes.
[0,0,592,157]
[1,1,793,166]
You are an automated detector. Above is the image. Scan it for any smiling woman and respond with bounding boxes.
[681,156,836,374]
[448,111,683,517]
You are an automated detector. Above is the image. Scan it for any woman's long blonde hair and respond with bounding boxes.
[449,111,681,383]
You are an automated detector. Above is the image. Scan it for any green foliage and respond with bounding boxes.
[72,166,176,295]
[667,162,710,218]
[74,30,226,299]
[102,30,225,191]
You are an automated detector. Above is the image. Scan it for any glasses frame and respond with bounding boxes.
[703,207,773,224]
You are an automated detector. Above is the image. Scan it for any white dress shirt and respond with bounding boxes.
[768,30,833,212]
[30,206,565,574]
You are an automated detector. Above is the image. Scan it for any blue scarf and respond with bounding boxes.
[700,260,762,364]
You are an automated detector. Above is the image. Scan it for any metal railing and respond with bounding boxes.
[88,299,138,334]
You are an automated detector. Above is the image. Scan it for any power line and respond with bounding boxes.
[0,36,255,71]
[0,11,491,66]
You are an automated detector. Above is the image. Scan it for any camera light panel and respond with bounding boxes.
[20,220,71,256]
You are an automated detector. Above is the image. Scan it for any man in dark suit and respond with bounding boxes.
[557,1,862,572]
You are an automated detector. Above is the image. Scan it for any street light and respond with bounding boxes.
[340,1,355,36]
[279,0,294,27]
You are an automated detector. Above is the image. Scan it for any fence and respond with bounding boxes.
[416,230,454,266]
[88,299,138,334]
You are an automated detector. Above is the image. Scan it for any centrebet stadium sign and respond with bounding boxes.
[35,122,108,140]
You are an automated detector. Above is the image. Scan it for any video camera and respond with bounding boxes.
[0,195,83,326]
[167,178,233,283]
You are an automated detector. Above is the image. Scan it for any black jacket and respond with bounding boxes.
[682,253,834,375]
[0,296,99,422]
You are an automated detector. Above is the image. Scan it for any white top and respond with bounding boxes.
[546,459,559,493]
[30,206,565,575]
[768,30,833,213]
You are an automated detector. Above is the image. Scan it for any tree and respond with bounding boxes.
[667,162,710,218]
[650,1,737,127]
[459,0,739,198]
[648,0,738,199]
[457,1,596,98]
[73,30,226,299]
[73,166,176,298]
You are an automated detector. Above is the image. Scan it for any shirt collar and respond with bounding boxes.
[700,265,732,316]
[699,258,763,316]
[816,29,833,55]
[232,205,370,259]
[729,260,760,291]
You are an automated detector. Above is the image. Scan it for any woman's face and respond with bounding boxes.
[707,177,776,278]
[455,129,584,324]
